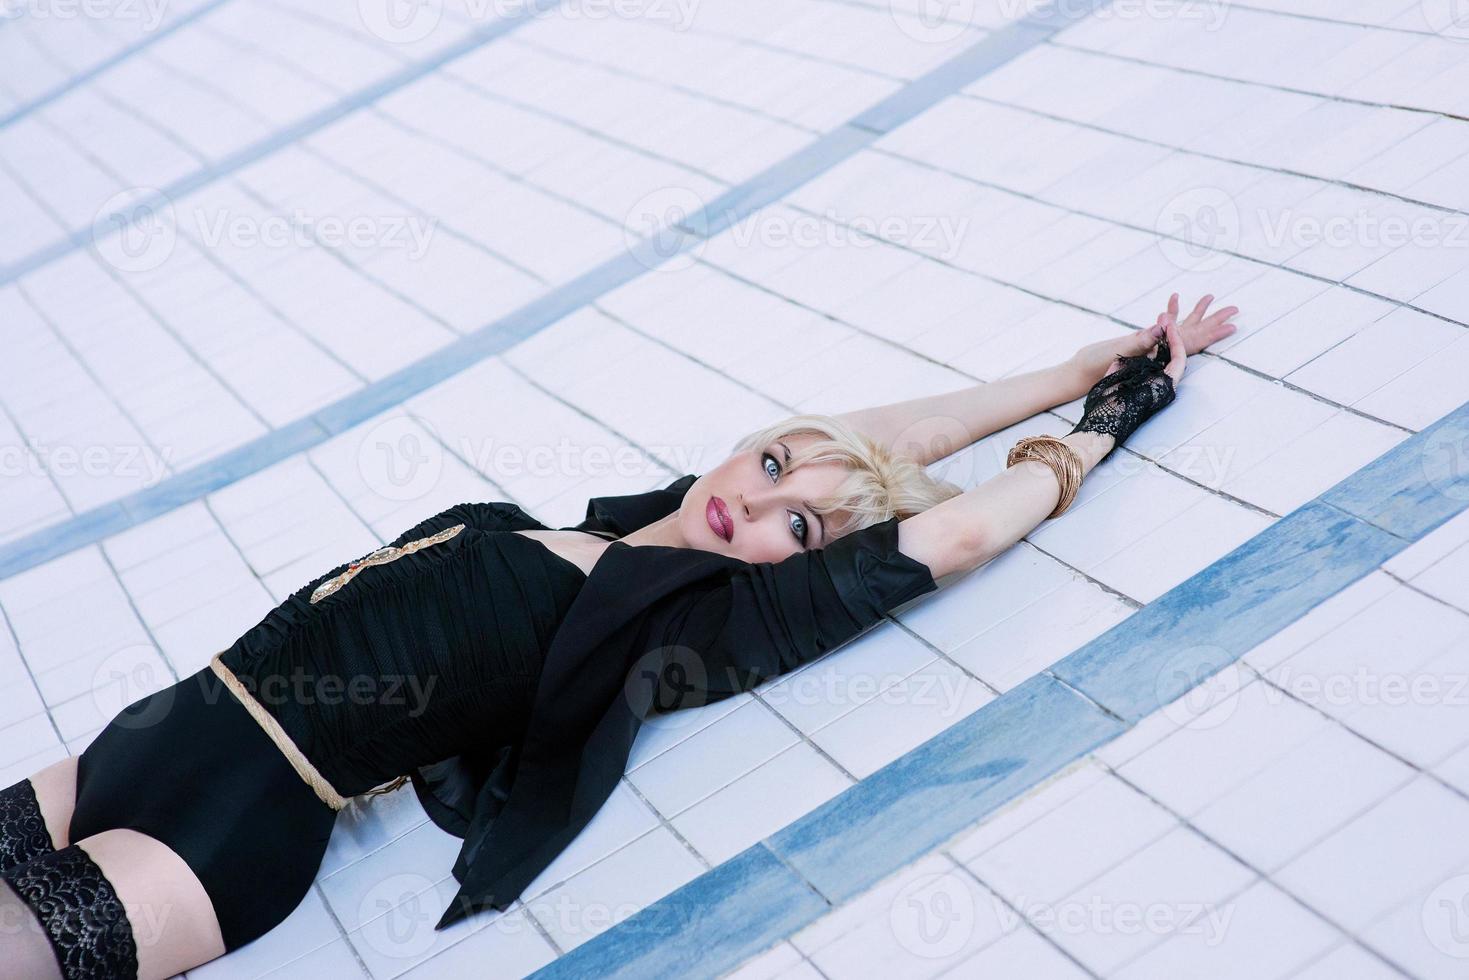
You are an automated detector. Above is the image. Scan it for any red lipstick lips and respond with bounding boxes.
[707,495,732,542]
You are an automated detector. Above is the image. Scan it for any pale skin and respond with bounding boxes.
[12,293,1234,978]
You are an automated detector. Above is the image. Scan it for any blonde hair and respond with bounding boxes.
[732,413,962,538]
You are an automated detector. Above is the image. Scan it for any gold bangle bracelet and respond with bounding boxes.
[1006,435,1083,519]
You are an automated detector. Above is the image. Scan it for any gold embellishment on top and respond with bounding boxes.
[309,523,466,604]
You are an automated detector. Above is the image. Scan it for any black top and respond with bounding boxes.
[218,473,940,932]
[215,501,583,797]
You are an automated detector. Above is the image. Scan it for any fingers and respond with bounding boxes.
[1185,293,1213,327]
[1164,314,1186,384]
[1168,292,1179,319]
[1202,305,1237,330]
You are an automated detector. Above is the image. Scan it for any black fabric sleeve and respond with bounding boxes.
[652,515,938,704]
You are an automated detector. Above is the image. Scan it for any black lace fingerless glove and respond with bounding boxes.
[1070,333,1177,452]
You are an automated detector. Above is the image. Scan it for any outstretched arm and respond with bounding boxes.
[833,294,1237,469]
[898,309,1195,580]
[831,360,1091,470]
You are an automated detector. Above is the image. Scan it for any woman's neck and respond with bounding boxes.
[617,510,685,549]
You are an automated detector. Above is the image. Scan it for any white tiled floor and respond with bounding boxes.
[3,0,1469,978]
[771,509,1469,979]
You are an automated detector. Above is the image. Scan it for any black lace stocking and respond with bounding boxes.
[0,778,56,873]
[0,845,139,980]
[1070,333,1177,451]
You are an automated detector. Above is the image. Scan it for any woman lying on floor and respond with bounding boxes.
[0,293,1234,979]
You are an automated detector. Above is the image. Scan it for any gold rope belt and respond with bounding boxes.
[209,523,466,810]
[210,651,351,810]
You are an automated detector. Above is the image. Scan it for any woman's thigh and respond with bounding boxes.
[28,756,77,850]
[76,827,227,980]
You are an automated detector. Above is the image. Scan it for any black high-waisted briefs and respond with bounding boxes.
[71,664,339,952]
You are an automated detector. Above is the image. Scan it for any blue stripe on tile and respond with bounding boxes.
[530,844,829,980]
[1322,402,1469,541]
[1051,498,1402,722]
[0,0,239,130]
[767,673,1125,904]
[0,0,562,286]
[530,395,1469,979]
[0,0,1105,580]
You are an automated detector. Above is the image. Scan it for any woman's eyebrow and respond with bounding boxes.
[777,441,826,546]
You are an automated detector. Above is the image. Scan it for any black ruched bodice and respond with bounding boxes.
[216,518,587,797]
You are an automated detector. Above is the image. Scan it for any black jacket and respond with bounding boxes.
[414,473,940,930]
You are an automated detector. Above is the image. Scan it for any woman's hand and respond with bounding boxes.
[1151,293,1238,357]
[1069,293,1237,384]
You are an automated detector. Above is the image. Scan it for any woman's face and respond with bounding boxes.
[680,432,851,564]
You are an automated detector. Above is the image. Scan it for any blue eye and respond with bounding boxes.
[762,451,809,547]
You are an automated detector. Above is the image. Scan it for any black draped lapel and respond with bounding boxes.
[570,472,700,539]
[427,472,752,930]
